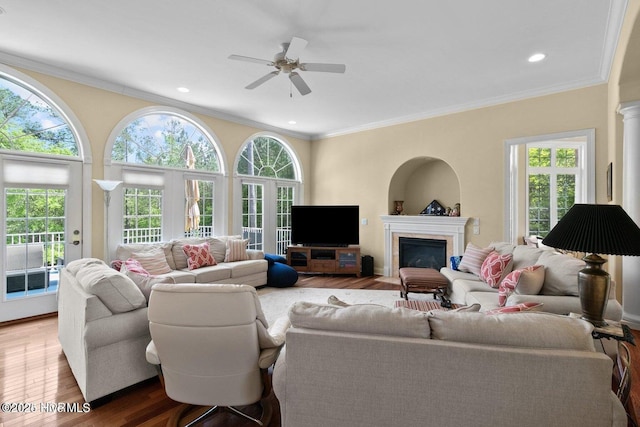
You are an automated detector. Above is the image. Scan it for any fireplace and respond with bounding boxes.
[399,237,446,270]
[381,215,469,277]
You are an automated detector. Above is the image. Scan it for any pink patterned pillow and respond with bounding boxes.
[183,242,217,270]
[123,258,150,276]
[457,243,494,276]
[485,302,544,314]
[497,265,545,306]
[479,251,513,288]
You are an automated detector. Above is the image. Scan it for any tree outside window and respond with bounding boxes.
[527,146,578,237]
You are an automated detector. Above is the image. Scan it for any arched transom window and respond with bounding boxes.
[237,136,297,179]
[0,75,79,156]
[112,113,220,172]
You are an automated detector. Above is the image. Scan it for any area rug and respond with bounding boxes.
[256,286,436,325]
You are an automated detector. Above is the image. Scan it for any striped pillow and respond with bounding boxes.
[224,239,250,262]
[131,249,172,275]
[457,243,493,276]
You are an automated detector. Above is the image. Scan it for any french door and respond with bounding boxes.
[1,155,83,321]
[239,179,296,255]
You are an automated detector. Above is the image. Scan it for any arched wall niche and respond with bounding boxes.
[388,157,461,215]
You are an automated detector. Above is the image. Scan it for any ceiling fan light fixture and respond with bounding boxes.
[177,87,190,93]
[229,36,345,96]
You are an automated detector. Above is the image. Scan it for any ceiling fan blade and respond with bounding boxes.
[228,54,274,66]
[284,37,308,61]
[245,71,280,89]
[299,63,346,73]
[289,72,311,96]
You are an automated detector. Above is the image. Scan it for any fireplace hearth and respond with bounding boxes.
[399,237,446,270]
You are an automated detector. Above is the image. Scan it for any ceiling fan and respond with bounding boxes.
[228,36,346,96]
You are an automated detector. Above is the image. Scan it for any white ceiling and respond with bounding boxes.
[0,1,627,140]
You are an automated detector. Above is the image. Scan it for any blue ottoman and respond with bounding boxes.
[265,254,298,287]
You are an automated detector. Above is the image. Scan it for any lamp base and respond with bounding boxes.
[578,254,610,327]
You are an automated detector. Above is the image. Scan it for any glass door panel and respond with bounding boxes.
[5,188,66,299]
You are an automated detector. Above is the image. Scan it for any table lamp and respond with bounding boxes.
[542,204,640,326]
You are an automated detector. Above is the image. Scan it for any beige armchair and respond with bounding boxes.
[146,283,290,426]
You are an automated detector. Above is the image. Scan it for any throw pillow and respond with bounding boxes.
[120,261,174,301]
[225,239,250,262]
[457,243,494,276]
[182,241,217,270]
[498,265,545,306]
[484,302,544,315]
[479,251,513,288]
[123,258,149,275]
[110,259,123,271]
[130,248,173,275]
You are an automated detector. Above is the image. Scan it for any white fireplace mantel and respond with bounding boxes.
[381,215,470,277]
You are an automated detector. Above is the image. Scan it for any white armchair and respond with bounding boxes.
[146,283,290,426]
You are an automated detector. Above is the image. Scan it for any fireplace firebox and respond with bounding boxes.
[399,237,447,270]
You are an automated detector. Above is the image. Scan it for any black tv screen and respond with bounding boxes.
[290,205,359,247]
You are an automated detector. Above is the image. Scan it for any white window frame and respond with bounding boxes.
[504,129,595,244]
[104,107,228,257]
[233,132,304,255]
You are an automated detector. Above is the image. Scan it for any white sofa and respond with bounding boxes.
[57,258,156,403]
[113,236,267,287]
[58,236,268,402]
[273,301,626,427]
[440,241,623,319]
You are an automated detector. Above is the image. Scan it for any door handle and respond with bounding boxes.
[72,230,81,246]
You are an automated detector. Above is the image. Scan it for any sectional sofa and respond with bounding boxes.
[58,236,267,402]
[113,235,267,287]
[273,301,626,427]
[440,241,623,320]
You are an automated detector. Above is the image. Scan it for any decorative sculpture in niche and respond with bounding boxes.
[392,201,404,215]
[450,203,461,216]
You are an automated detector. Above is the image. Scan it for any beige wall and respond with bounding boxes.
[607,0,640,299]
[14,67,312,260]
[8,2,640,285]
[312,85,610,273]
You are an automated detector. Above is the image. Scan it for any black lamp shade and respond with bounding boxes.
[542,204,640,256]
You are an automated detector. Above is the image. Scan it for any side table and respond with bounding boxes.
[569,313,635,345]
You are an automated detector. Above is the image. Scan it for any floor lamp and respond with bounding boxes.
[542,204,640,326]
[94,179,123,259]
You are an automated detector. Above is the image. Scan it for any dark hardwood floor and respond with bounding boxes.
[0,275,392,427]
[0,274,637,426]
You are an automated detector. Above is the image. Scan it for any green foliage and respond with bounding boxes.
[112,114,220,171]
[5,188,66,264]
[527,146,578,236]
[0,79,78,156]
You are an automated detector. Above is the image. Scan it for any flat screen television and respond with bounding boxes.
[290,205,359,247]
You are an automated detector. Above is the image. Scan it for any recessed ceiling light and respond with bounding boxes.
[288,120,297,125]
[528,53,546,63]
[177,87,190,93]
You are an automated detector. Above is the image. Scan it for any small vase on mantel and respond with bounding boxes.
[393,200,404,215]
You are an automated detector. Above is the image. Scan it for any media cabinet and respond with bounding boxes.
[287,245,361,277]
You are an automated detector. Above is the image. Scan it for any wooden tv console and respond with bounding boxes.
[287,245,361,277]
